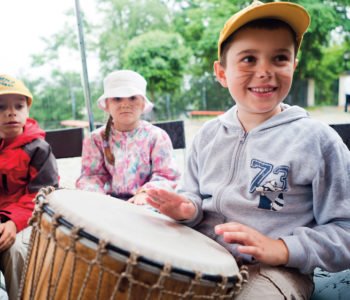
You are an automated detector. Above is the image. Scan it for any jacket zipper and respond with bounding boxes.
[215,131,248,213]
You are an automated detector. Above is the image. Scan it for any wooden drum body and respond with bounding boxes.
[20,188,247,299]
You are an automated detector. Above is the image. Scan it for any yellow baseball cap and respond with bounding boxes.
[0,74,33,106]
[218,0,311,59]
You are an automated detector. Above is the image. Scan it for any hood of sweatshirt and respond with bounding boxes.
[218,104,310,133]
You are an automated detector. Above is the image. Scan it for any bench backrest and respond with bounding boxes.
[45,127,84,159]
[153,120,186,150]
[329,123,350,151]
[45,120,186,159]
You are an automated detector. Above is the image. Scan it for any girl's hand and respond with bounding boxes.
[128,192,149,205]
[146,189,196,221]
[0,220,17,252]
[215,222,289,266]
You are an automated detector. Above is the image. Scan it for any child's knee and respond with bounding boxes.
[236,264,314,300]
[1,227,31,264]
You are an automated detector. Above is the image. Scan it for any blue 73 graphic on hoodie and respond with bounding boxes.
[249,159,289,211]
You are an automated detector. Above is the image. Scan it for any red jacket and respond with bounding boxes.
[0,118,58,231]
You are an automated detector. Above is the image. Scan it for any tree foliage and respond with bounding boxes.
[295,0,350,80]
[25,0,350,128]
[96,0,171,73]
[122,30,190,118]
[28,71,86,129]
[123,30,190,99]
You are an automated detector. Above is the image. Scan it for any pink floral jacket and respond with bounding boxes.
[76,120,180,196]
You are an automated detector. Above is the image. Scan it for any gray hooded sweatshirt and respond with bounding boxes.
[180,104,350,274]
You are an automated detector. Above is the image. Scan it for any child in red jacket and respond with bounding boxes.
[0,74,58,299]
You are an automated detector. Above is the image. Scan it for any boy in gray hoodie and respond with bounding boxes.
[146,1,350,298]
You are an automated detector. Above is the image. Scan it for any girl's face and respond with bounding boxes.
[106,95,145,132]
[0,94,29,139]
[214,27,297,128]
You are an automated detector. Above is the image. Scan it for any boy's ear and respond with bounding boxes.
[213,61,228,88]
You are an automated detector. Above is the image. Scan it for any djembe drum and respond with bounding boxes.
[19,188,248,299]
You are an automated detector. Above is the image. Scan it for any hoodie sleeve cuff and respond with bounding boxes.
[281,235,310,273]
[177,198,203,227]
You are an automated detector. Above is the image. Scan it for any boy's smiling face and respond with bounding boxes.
[0,94,29,139]
[214,26,297,125]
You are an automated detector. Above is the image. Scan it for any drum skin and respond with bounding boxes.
[20,189,243,300]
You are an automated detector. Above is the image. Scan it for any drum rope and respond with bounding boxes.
[210,275,229,299]
[125,253,138,300]
[181,271,202,299]
[31,189,51,299]
[77,239,108,300]
[46,213,61,300]
[94,240,108,300]
[66,226,81,300]
[50,243,71,299]
[18,220,38,299]
[30,200,46,299]
[49,215,78,300]
[233,265,249,296]
[110,252,138,299]
[144,263,171,300]
[19,186,54,299]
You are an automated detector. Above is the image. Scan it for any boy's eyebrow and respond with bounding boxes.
[236,49,259,56]
[274,48,293,54]
[236,48,293,56]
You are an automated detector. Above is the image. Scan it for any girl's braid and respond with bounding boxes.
[103,115,115,165]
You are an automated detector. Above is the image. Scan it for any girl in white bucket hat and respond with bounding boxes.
[76,70,180,205]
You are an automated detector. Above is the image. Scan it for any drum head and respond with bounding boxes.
[44,189,239,278]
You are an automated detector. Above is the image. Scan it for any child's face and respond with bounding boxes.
[0,94,29,139]
[106,95,145,131]
[214,27,297,120]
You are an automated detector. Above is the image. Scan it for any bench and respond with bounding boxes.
[45,127,84,159]
[153,120,186,150]
[45,120,186,158]
[330,123,350,150]
[189,110,224,117]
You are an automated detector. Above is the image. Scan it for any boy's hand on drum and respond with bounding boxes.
[128,192,149,205]
[146,189,196,221]
[215,222,289,266]
[0,220,17,252]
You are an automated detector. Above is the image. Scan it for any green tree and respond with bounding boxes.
[172,0,239,75]
[123,30,191,117]
[172,0,350,107]
[96,0,171,73]
[28,71,86,129]
[294,0,350,80]
[27,0,350,121]
[170,0,241,110]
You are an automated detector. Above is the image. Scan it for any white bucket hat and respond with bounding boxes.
[97,70,154,114]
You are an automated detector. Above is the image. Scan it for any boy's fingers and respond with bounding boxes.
[222,231,252,245]
[237,245,260,258]
[215,222,247,234]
